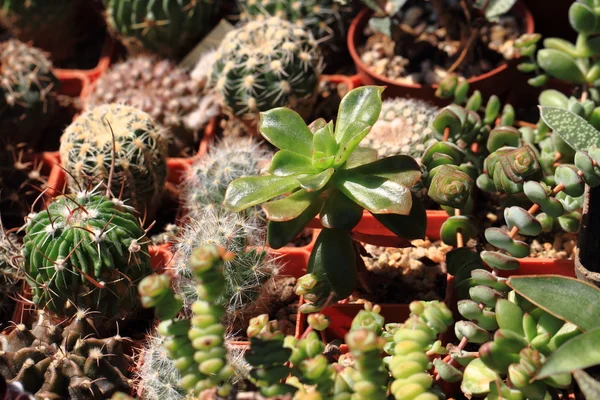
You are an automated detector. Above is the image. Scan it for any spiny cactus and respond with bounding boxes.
[0,40,59,147]
[21,191,152,320]
[362,97,439,160]
[239,0,358,63]
[59,103,168,215]
[0,310,133,399]
[182,136,272,219]
[172,209,280,333]
[104,0,220,59]
[0,227,21,323]
[87,56,220,156]
[209,17,323,124]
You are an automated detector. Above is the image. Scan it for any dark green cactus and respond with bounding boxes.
[0,40,59,146]
[209,17,323,124]
[22,192,151,319]
[59,103,168,215]
[104,0,220,59]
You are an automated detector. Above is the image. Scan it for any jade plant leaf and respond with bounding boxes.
[569,1,597,34]
[262,189,322,221]
[267,195,325,249]
[260,108,314,156]
[320,190,364,230]
[537,49,587,84]
[268,150,319,176]
[337,172,412,215]
[334,86,384,141]
[224,175,302,212]
[507,275,600,331]
[540,106,600,152]
[346,155,421,187]
[371,192,426,239]
[537,327,600,378]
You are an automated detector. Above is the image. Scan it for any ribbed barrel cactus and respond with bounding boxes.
[104,0,220,59]
[22,192,151,319]
[0,40,59,146]
[59,104,168,215]
[209,17,323,124]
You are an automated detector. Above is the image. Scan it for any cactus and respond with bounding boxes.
[208,17,323,124]
[87,56,220,156]
[0,310,133,399]
[362,97,439,160]
[0,40,59,147]
[0,227,21,323]
[182,136,272,219]
[172,209,280,332]
[239,0,358,64]
[21,191,152,320]
[59,103,168,215]
[104,0,220,59]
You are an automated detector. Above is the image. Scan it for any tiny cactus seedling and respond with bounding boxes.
[209,17,323,124]
[0,40,59,146]
[104,0,220,59]
[22,191,151,319]
[59,103,168,215]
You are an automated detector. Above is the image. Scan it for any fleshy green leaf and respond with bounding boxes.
[268,150,319,176]
[344,147,379,169]
[540,106,600,152]
[507,275,600,331]
[461,358,499,396]
[334,121,371,168]
[337,172,412,215]
[298,168,334,192]
[334,86,384,141]
[312,121,337,158]
[224,175,302,212]
[260,108,314,156]
[371,192,426,239]
[537,327,600,378]
[537,49,586,84]
[320,190,364,230]
[267,195,325,249]
[346,155,421,187]
[262,189,321,221]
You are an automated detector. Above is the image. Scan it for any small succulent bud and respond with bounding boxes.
[307,314,330,331]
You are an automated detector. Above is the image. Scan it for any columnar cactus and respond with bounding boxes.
[59,104,168,214]
[22,191,152,319]
[0,310,133,398]
[104,0,220,59]
[209,17,323,124]
[87,56,220,156]
[0,40,59,146]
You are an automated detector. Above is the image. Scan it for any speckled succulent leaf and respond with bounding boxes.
[540,106,600,152]
[337,171,412,214]
[262,189,322,221]
[334,86,384,141]
[223,175,303,212]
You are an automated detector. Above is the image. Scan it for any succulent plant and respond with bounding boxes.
[104,0,220,59]
[87,56,220,156]
[208,17,323,124]
[182,136,272,220]
[0,40,59,147]
[239,0,358,64]
[59,103,168,215]
[21,191,152,320]
[0,310,133,399]
[0,227,21,323]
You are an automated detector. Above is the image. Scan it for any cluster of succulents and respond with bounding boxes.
[21,191,152,320]
[0,310,133,398]
[208,16,324,125]
[87,57,220,156]
[59,103,168,216]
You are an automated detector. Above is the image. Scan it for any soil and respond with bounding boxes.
[359,1,525,84]
[286,228,314,248]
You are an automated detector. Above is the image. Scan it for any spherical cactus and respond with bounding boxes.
[87,56,220,156]
[209,17,323,124]
[182,136,272,219]
[104,0,220,59]
[59,103,168,215]
[21,191,152,319]
[362,97,438,160]
[0,40,59,146]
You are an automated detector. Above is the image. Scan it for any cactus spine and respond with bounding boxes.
[104,0,220,59]
[59,104,168,215]
[0,40,59,147]
[22,191,151,319]
[0,227,21,323]
[209,17,323,124]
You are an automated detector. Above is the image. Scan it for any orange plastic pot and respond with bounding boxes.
[54,34,115,86]
[495,258,575,278]
[347,2,535,102]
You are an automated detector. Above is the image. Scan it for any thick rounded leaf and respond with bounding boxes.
[347,155,421,187]
[487,127,521,153]
[338,172,412,215]
[484,228,530,258]
[298,169,334,192]
[507,275,600,331]
[537,49,586,84]
[505,206,542,236]
[555,165,585,197]
[334,121,372,168]
[569,2,597,34]
[269,150,319,176]
[262,189,322,221]
[224,175,301,212]
[267,195,325,249]
[260,108,314,156]
[481,251,520,271]
[538,327,600,378]
[434,359,463,383]
[371,192,426,239]
[540,106,600,152]
[320,190,364,230]
[539,89,569,108]
[334,86,384,141]
[496,299,524,335]
[440,216,478,246]
[484,95,502,125]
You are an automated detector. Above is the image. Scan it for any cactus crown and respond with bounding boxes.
[209,17,323,122]
[59,103,168,214]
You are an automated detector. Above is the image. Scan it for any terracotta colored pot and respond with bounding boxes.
[347,2,535,103]
[54,34,115,85]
